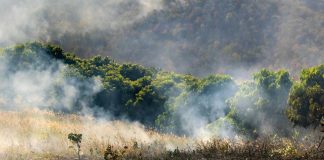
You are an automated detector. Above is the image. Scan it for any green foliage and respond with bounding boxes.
[155,74,237,135]
[68,133,82,160]
[227,69,293,137]
[0,42,64,71]
[254,69,292,96]
[1,42,323,137]
[287,65,324,127]
[119,64,155,81]
[68,133,82,144]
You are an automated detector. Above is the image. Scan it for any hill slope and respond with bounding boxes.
[0,0,323,76]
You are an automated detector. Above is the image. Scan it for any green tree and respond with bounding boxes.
[228,69,293,137]
[287,65,324,128]
[68,133,82,160]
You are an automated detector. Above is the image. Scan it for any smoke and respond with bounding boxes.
[0,51,102,112]
[159,76,240,139]
[0,109,190,158]
[0,46,189,157]
[175,94,229,139]
[0,0,163,45]
[0,2,322,156]
[0,0,322,77]
[268,0,324,74]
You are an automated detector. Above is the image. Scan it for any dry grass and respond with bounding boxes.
[0,109,323,159]
[0,109,189,159]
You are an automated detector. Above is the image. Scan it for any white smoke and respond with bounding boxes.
[0,0,163,45]
[0,52,102,111]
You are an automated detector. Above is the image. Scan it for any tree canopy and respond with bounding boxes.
[1,42,323,137]
[287,65,324,128]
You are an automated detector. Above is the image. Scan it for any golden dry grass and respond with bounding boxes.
[0,109,190,159]
[0,109,323,159]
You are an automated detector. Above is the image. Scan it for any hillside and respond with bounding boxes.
[1,0,323,76]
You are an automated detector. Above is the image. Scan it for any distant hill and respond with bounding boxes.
[0,0,322,76]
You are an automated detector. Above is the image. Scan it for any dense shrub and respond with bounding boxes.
[287,65,324,128]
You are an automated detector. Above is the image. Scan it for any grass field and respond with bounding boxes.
[0,109,323,159]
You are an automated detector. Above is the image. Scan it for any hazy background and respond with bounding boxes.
[0,0,323,77]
